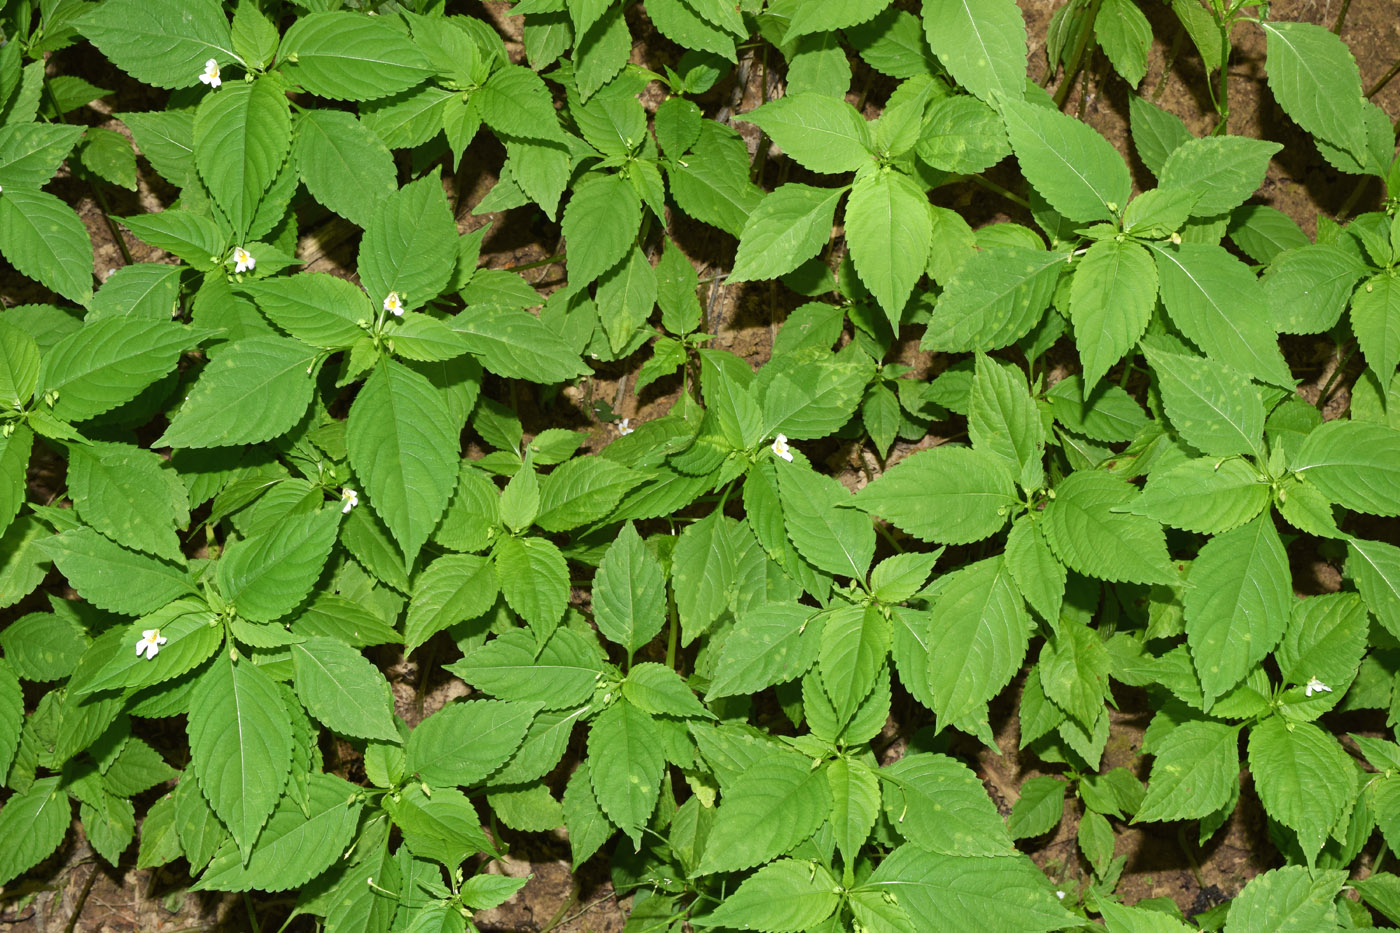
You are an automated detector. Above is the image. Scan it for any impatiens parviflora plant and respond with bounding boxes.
[0,0,1398,930]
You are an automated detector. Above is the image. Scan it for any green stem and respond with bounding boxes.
[507,252,566,272]
[1052,0,1103,110]
[1366,55,1400,99]
[1332,0,1353,34]
[1212,21,1231,135]
[971,174,1031,210]
[1315,341,1358,411]
[243,892,262,933]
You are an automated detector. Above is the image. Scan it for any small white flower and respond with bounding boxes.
[1055,891,1066,901]
[1304,676,1332,697]
[383,292,404,316]
[135,628,168,660]
[199,59,222,89]
[232,246,255,273]
[341,488,359,513]
[618,418,633,436]
[771,433,793,462]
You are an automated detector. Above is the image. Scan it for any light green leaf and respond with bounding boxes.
[862,846,1076,933]
[88,263,183,322]
[194,78,290,235]
[280,12,433,102]
[1008,775,1066,839]
[819,605,889,724]
[883,752,1014,855]
[922,0,1027,102]
[970,354,1044,490]
[846,169,931,326]
[925,556,1029,730]
[785,0,892,39]
[0,318,39,409]
[1143,345,1265,458]
[193,773,362,892]
[1293,420,1400,517]
[562,173,641,286]
[404,554,498,652]
[1135,719,1240,822]
[666,121,764,237]
[694,859,840,931]
[448,628,603,710]
[68,442,188,561]
[1224,865,1347,933]
[292,110,397,228]
[241,273,371,349]
[1005,519,1065,625]
[38,318,204,423]
[921,247,1064,352]
[1095,0,1150,86]
[0,124,84,189]
[407,699,540,788]
[347,360,460,564]
[0,424,30,539]
[291,636,398,742]
[477,65,566,141]
[707,603,821,700]
[39,527,192,615]
[451,306,589,383]
[487,531,567,633]
[593,522,666,656]
[1261,21,1366,160]
[534,457,643,531]
[596,243,657,353]
[1128,95,1192,178]
[79,0,234,90]
[187,653,292,853]
[1131,457,1270,535]
[157,336,318,448]
[855,445,1016,545]
[1275,592,1367,696]
[696,753,830,874]
[1001,97,1129,222]
[0,777,71,886]
[359,172,458,313]
[673,509,738,644]
[1248,716,1354,865]
[1069,239,1156,388]
[916,95,1010,175]
[777,459,874,580]
[0,187,93,304]
[623,662,711,720]
[729,183,844,283]
[827,757,881,865]
[1159,136,1282,218]
[740,94,873,174]
[588,700,666,845]
[1042,470,1176,585]
[1352,273,1400,383]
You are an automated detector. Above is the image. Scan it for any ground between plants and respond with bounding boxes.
[1,0,1399,930]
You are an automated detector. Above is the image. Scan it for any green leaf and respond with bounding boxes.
[1142,345,1265,458]
[0,187,93,304]
[1007,775,1066,839]
[777,459,874,580]
[242,273,372,349]
[1135,720,1239,822]
[1131,457,1270,535]
[0,515,50,610]
[1276,593,1368,698]
[826,756,881,865]
[1042,470,1175,585]
[696,753,830,874]
[88,263,183,322]
[292,110,397,228]
[79,0,234,90]
[741,94,873,174]
[359,172,458,313]
[1224,865,1348,933]
[451,306,589,383]
[883,752,1014,855]
[694,859,840,932]
[1040,620,1111,725]
[707,603,821,700]
[0,612,86,682]
[729,183,844,283]
[119,210,225,270]
[1261,21,1367,160]
[348,360,460,564]
[38,318,204,423]
[1350,538,1400,640]
[0,317,39,409]
[846,169,931,326]
[291,636,398,742]
[0,124,83,189]
[922,0,1027,102]
[404,554,498,653]
[916,95,1010,176]
[1005,519,1065,625]
[925,556,1029,730]
[448,628,603,709]
[673,509,739,644]
[1094,0,1150,86]
[623,662,710,720]
[593,522,666,656]
[819,605,889,724]
[493,535,568,635]
[562,173,642,286]
[970,354,1044,490]
[194,773,362,892]
[588,700,666,845]
[158,336,318,448]
[194,78,290,235]
[1129,97,1192,178]
[1352,273,1400,383]
[1001,98,1129,222]
[855,445,1016,545]
[407,699,540,788]
[187,653,292,853]
[1248,716,1354,866]
[280,12,433,102]
[1293,420,1400,516]
[920,247,1064,352]
[1069,239,1156,388]
[0,777,71,886]
[39,527,192,616]
[122,111,195,181]
[863,846,1076,932]
[477,64,565,141]
[68,442,188,561]
[596,243,657,353]
[667,121,764,237]
[1159,136,1282,218]
[534,457,643,531]
[0,424,30,539]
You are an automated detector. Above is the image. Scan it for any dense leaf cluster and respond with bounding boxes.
[0,0,1399,930]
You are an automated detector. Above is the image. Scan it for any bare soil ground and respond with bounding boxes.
[2,0,1399,930]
